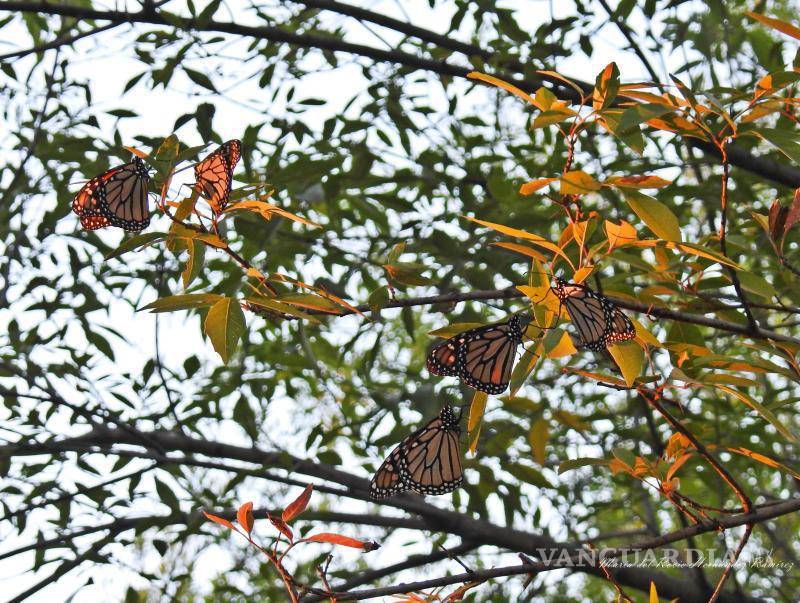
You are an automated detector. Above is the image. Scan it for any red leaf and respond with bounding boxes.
[282,484,313,523]
[770,199,789,243]
[203,511,235,530]
[268,513,294,541]
[303,532,380,551]
[782,188,800,246]
[237,501,254,534]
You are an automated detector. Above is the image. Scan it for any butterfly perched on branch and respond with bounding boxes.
[369,405,463,499]
[72,157,152,232]
[194,139,241,215]
[551,278,635,351]
[427,315,526,395]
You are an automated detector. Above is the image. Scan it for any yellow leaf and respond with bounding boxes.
[572,266,594,284]
[547,330,577,358]
[464,216,574,268]
[467,72,544,110]
[467,391,488,455]
[492,241,547,262]
[528,418,549,465]
[608,341,643,387]
[632,318,661,347]
[560,170,602,195]
[650,581,659,603]
[519,177,557,195]
[746,11,800,41]
[605,220,638,250]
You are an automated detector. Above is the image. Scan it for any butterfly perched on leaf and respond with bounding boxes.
[551,278,635,351]
[369,405,463,499]
[72,157,152,232]
[427,315,526,395]
[194,139,241,215]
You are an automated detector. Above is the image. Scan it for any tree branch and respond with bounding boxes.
[3,427,793,602]
[282,286,800,345]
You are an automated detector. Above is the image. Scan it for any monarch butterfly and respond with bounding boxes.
[427,315,525,395]
[72,157,151,232]
[369,405,463,499]
[551,278,636,351]
[194,139,241,214]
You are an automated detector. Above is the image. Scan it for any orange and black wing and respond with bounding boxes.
[194,139,241,214]
[427,316,524,394]
[398,406,463,496]
[72,158,151,232]
[552,279,635,351]
[369,445,408,499]
[458,317,523,394]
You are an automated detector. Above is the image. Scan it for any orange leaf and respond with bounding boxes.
[204,511,235,530]
[519,177,557,195]
[746,11,800,41]
[665,452,692,482]
[605,175,671,189]
[283,484,313,523]
[467,72,545,110]
[303,532,380,551]
[268,513,294,541]
[237,501,254,534]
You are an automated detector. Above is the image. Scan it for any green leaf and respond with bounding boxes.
[182,239,206,290]
[367,285,391,312]
[713,384,797,442]
[528,418,548,465]
[185,68,217,92]
[141,293,223,313]
[624,190,681,242]
[505,462,552,488]
[154,477,181,511]
[510,341,543,396]
[751,127,800,166]
[204,298,246,364]
[617,104,675,133]
[735,271,777,299]
[105,232,167,260]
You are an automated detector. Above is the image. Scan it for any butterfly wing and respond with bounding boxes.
[426,338,463,377]
[457,318,523,394]
[553,280,635,351]
[72,159,151,232]
[606,307,636,345]
[369,445,408,499]
[427,318,523,394]
[397,408,463,496]
[194,139,241,214]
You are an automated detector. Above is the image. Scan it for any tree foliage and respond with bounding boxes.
[1,1,800,601]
